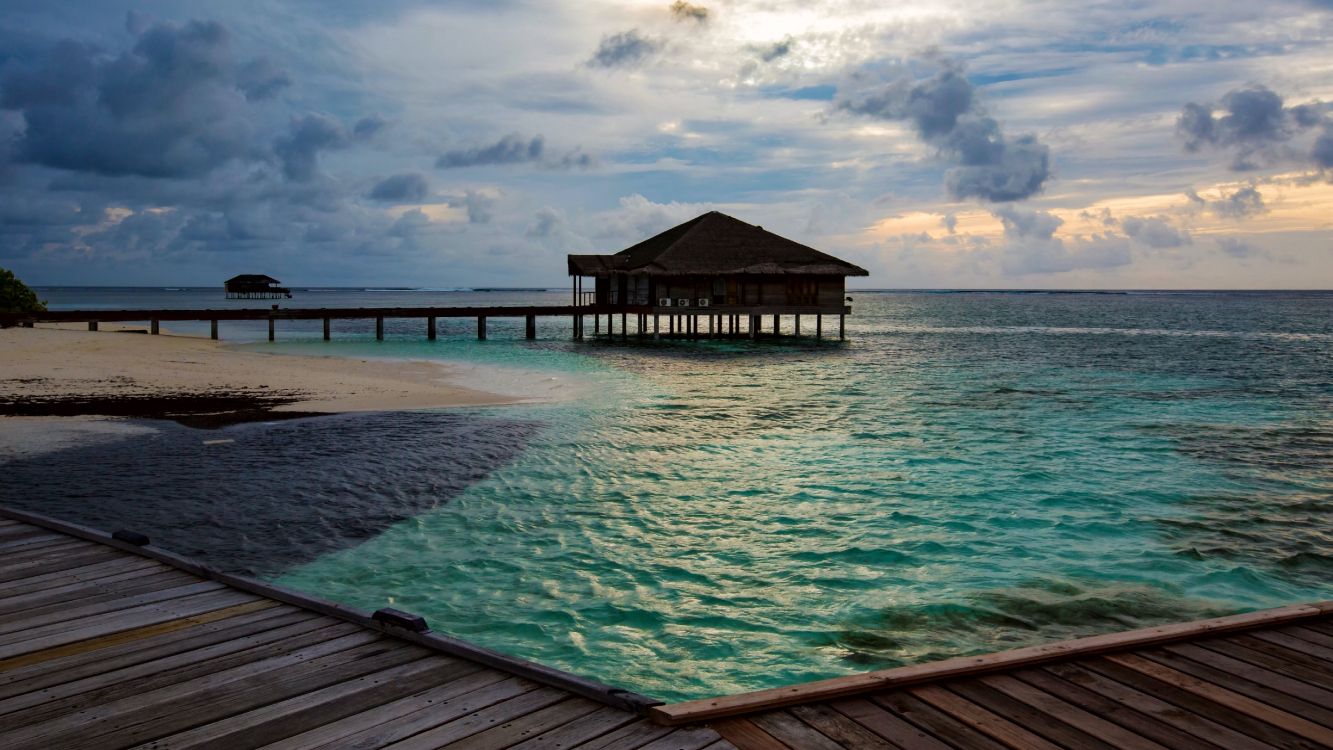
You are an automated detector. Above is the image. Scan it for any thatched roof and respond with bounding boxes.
[225,274,281,284]
[568,212,869,277]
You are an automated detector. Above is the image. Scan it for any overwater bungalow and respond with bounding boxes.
[224,274,292,300]
[568,211,868,338]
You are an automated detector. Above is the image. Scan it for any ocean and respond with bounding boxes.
[4,287,1331,702]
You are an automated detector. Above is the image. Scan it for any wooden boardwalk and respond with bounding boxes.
[0,511,729,750]
[3,506,1331,749]
[656,606,1333,750]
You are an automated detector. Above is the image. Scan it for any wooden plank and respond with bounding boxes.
[909,684,1069,750]
[787,704,897,750]
[1105,652,1333,746]
[566,718,676,750]
[701,741,740,750]
[1010,666,1237,750]
[285,676,541,750]
[0,605,306,699]
[1218,633,1333,682]
[1279,624,1333,651]
[945,678,1121,750]
[749,711,845,750]
[0,588,259,659]
[1145,643,1333,727]
[869,692,1008,750]
[505,705,642,750]
[0,532,65,552]
[1081,656,1322,749]
[0,539,105,571]
[635,726,729,750]
[375,686,570,750]
[0,619,366,726]
[0,579,226,637]
[0,599,276,673]
[0,567,196,616]
[258,667,513,750]
[1042,661,1268,750]
[0,556,162,598]
[1252,627,1333,662]
[0,545,122,581]
[428,696,601,750]
[827,698,950,750]
[974,673,1170,749]
[136,656,477,750]
[709,718,793,750]
[650,601,1333,723]
[8,638,424,750]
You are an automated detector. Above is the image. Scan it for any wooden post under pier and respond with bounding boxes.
[773,314,779,336]
[621,312,627,339]
[839,313,845,340]
[150,320,159,335]
[525,314,536,339]
[376,316,384,341]
[795,314,800,336]
[427,316,436,340]
[210,320,218,340]
[88,321,98,332]
[477,316,487,341]
[267,318,274,342]
[816,314,822,339]
[323,318,330,341]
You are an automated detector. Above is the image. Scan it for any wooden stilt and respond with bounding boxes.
[595,314,600,334]
[750,315,759,340]
[621,312,627,339]
[427,316,436,340]
[88,321,98,332]
[525,314,536,340]
[654,314,660,338]
[795,314,800,336]
[708,316,714,336]
[376,316,384,341]
[477,316,487,340]
[773,314,780,336]
[323,318,331,341]
[210,320,218,340]
[839,313,845,340]
[150,319,159,335]
[816,314,822,339]
[267,318,274,341]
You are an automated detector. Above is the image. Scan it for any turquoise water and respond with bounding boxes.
[260,291,1332,701]
[21,288,1333,701]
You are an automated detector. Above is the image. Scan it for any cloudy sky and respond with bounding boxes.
[2,0,1331,288]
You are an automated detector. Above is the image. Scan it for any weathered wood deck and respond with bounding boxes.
[3,505,1331,749]
[0,510,729,750]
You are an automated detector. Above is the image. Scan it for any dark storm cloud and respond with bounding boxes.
[1186,185,1267,219]
[274,112,352,182]
[669,2,710,23]
[435,134,592,170]
[368,172,429,203]
[837,62,1051,202]
[1177,84,1329,170]
[0,19,280,178]
[588,30,663,69]
[1314,126,1333,169]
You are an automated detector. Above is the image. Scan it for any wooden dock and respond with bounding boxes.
[0,509,729,750]
[3,505,1331,749]
[0,304,851,342]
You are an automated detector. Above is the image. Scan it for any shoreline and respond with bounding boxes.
[0,324,524,430]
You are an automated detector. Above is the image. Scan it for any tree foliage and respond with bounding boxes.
[0,267,46,315]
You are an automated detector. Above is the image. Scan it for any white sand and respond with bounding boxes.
[0,324,520,414]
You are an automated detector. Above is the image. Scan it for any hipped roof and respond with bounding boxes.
[568,211,869,277]
[225,274,282,284]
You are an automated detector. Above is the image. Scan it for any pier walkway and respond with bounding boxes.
[2,505,1331,748]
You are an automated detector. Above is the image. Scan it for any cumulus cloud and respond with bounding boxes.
[1121,215,1191,248]
[435,134,592,170]
[0,18,279,178]
[1314,126,1333,170]
[588,30,663,69]
[837,62,1051,202]
[368,173,429,203]
[758,37,794,63]
[274,112,355,182]
[1177,85,1329,170]
[1186,185,1267,219]
[1216,236,1264,258]
[992,205,1130,275]
[456,189,498,224]
[669,2,710,23]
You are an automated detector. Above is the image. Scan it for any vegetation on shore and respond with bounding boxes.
[0,267,46,316]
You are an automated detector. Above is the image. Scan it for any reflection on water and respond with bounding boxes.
[10,289,1333,701]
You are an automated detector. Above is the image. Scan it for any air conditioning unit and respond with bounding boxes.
[677,298,691,307]
[697,298,711,308]
[658,298,673,307]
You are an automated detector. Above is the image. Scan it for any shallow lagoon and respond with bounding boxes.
[12,289,1333,701]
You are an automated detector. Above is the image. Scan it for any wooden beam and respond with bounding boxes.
[150,320,159,335]
[621,312,627,339]
[375,317,384,341]
[427,316,436,341]
[816,314,822,339]
[649,601,1333,725]
[477,316,486,341]
[323,318,330,341]
[210,320,218,340]
[88,321,98,332]
[267,318,274,342]
[839,314,845,340]
[795,315,800,336]
[773,314,780,336]
[526,314,536,340]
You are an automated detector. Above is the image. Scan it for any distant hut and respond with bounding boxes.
[224,274,291,300]
[568,211,868,312]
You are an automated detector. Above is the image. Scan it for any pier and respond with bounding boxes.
[0,304,851,342]
[2,505,1331,749]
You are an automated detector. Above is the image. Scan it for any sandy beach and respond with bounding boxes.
[0,324,518,422]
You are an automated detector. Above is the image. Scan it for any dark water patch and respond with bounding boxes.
[0,411,540,576]
[822,578,1233,668]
